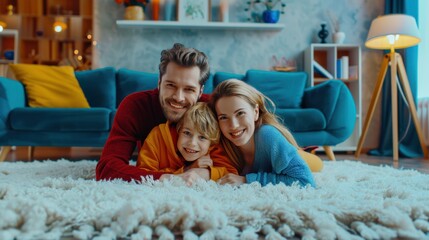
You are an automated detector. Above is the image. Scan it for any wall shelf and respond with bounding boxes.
[116,20,285,31]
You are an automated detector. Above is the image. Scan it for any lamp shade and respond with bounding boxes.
[365,14,420,50]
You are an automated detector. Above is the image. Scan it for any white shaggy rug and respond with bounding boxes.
[1,160,429,240]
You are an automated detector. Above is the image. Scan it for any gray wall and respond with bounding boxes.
[93,0,385,149]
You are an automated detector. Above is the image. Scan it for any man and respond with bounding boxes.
[96,43,235,183]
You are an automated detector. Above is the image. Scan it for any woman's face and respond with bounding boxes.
[215,96,259,149]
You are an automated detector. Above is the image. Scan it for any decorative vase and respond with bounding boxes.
[318,23,329,43]
[124,6,144,20]
[333,31,346,44]
[262,10,280,23]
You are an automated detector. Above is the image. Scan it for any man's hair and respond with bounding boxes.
[159,43,210,86]
[176,102,220,145]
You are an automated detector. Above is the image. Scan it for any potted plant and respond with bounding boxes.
[115,0,150,20]
[245,0,287,23]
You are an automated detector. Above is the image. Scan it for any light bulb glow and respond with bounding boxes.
[386,34,400,45]
[54,25,63,32]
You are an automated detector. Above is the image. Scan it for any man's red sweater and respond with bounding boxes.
[95,89,212,182]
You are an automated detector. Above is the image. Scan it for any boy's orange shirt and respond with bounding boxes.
[136,122,237,181]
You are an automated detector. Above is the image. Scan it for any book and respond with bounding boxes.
[313,60,333,79]
[336,59,342,79]
[341,56,349,79]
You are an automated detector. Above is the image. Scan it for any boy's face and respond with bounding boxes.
[158,62,203,123]
[177,122,211,162]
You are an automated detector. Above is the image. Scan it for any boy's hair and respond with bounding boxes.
[159,43,210,86]
[177,102,220,144]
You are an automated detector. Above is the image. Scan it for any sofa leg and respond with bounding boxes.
[0,146,12,162]
[323,146,336,161]
[28,146,35,160]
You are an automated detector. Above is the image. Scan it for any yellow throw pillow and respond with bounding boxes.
[9,64,90,108]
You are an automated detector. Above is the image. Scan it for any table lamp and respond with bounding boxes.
[355,14,428,161]
[53,17,67,33]
[0,21,7,32]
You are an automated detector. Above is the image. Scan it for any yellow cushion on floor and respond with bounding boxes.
[298,149,324,172]
[9,64,90,108]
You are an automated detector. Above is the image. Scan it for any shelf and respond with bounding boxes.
[314,77,359,83]
[116,20,285,31]
[0,59,14,64]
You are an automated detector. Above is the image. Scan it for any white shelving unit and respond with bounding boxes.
[116,20,285,31]
[0,29,19,77]
[304,43,362,152]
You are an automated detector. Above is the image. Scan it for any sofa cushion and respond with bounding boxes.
[202,74,214,94]
[213,72,245,86]
[245,70,307,109]
[75,67,116,109]
[117,68,158,106]
[9,64,90,108]
[9,108,111,131]
[276,108,326,132]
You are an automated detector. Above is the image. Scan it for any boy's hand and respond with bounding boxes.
[186,154,213,169]
[195,154,213,168]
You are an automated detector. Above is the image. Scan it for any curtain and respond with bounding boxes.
[369,0,422,157]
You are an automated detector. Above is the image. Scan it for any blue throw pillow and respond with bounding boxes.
[116,68,159,105]
[245,70,307,109]
[75,67,116,109]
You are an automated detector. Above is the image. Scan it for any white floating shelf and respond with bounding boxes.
[116,20,284,31]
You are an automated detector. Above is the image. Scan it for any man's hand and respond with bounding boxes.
[159,173,174,181]
[217,173,246,186]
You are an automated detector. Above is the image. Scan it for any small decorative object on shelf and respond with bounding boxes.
[245,0,286,23]
[327,10,346,43]
[115,0,149,20]
[7,4,14,15]
[318,23,329,43]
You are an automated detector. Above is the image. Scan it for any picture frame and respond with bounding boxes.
[177,0,209,22]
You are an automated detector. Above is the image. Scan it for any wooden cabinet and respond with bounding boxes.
[0,29,18,76]
[0,0,93,69]
[304,44,362,151]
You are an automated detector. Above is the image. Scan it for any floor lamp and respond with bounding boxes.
[355,14,428,161]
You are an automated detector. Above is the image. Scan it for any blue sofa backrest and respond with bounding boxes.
[244,70,307,109]
[74,68,308,110]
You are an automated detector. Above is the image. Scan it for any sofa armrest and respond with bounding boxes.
[302,80,356,141]
[0,77,26,130]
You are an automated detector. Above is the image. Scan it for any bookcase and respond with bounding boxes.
[0,0,93,69]
[0,29,18,76]
[304,43,362,152]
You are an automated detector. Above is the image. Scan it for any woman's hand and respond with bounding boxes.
[217,173,246,186]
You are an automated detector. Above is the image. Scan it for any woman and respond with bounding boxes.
[209,79,318,187]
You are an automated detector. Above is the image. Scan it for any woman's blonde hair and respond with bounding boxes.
[176,102,220,144]
[209,79,299,172]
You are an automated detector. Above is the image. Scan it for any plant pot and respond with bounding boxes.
[124,6,144,20]
[262,10,280,23]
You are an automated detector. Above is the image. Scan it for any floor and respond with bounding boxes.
[2,146,429,174]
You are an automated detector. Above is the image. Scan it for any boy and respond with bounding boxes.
[137,102,237,181]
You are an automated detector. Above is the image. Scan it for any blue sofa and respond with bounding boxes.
[0,67,356,161]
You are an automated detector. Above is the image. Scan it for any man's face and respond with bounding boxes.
[159,62,203,123]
